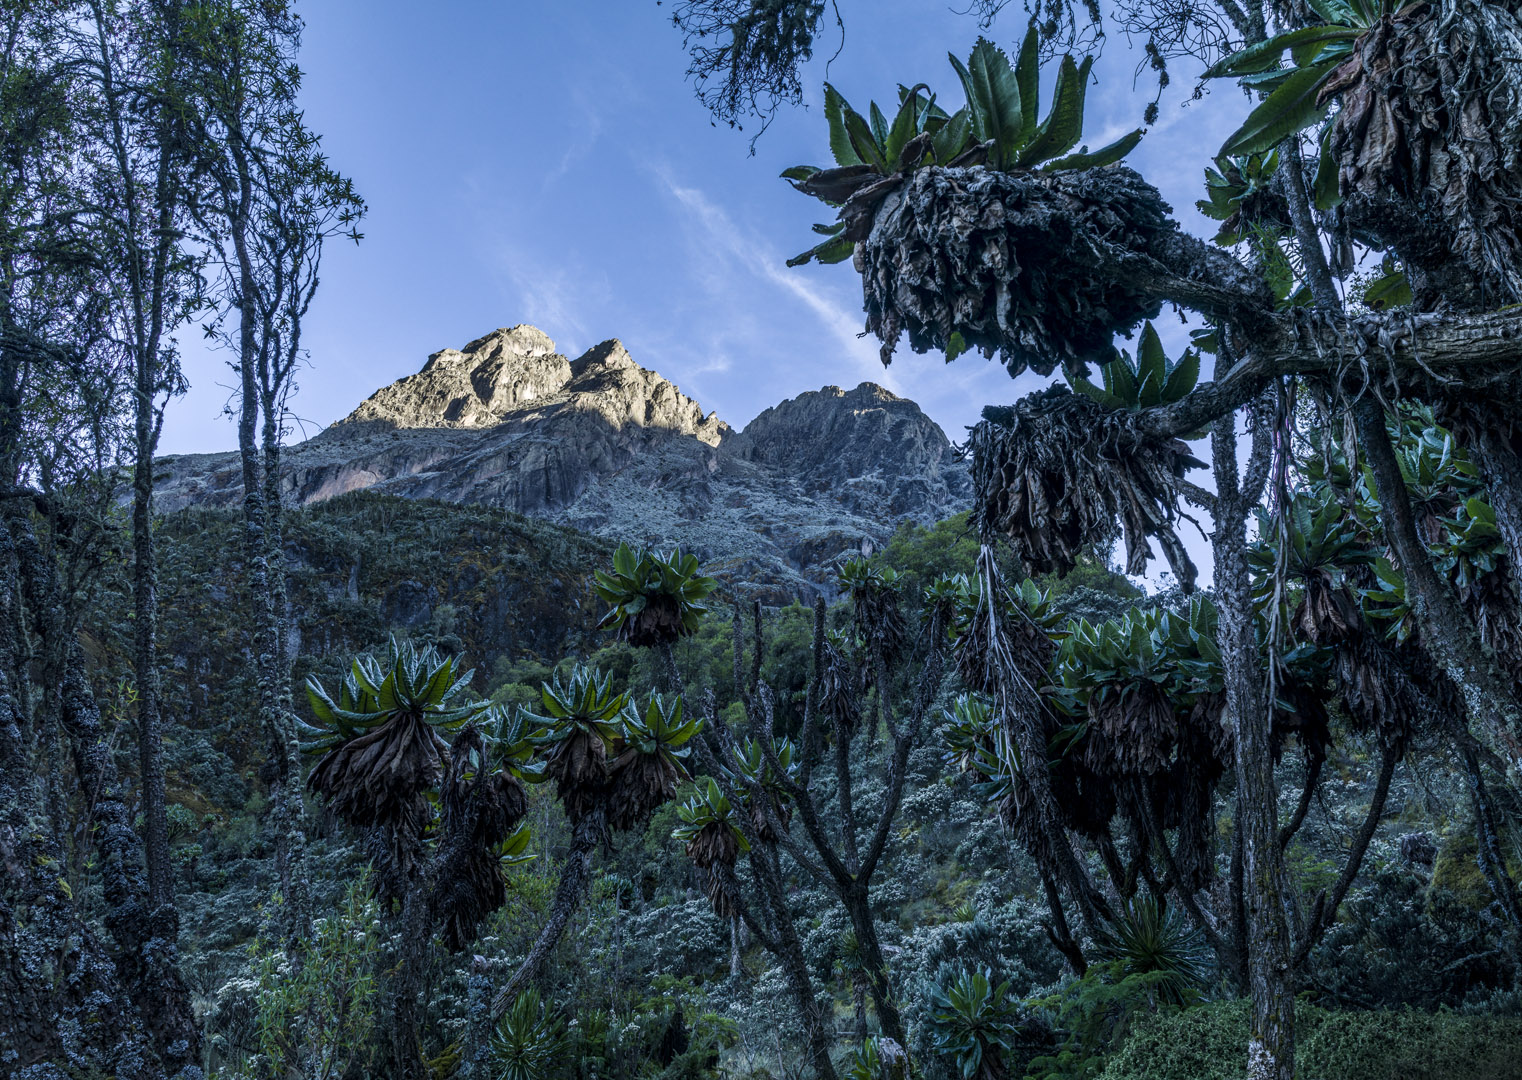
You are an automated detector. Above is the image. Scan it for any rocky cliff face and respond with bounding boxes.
[155,325,969,598]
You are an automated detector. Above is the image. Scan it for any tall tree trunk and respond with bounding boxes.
[258,389,310,938]
[758,853,838,1080]
[1355,398,1522,784]
[7,507,201,1072]
[1212,413,1294,1080]
[228,166,309,948]
[842,884,905,1048]
[729,829,838,1079]
[387,878,432,1080]
[131,362,172,916]
[493,807,605,1015]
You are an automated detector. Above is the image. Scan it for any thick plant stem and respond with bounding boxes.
[843,882,906,1047]
[1212,411,1295,1080]
[493,808,605,1016]
[659,639,685,696]
[1355,398,1522,784]
[386,883,431,1080]
[1230,813,1250,992]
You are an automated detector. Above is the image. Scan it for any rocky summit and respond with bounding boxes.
[155,325,970,597]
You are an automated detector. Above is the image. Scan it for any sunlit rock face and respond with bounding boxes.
[154,325,969,599]
[345,325,573,428]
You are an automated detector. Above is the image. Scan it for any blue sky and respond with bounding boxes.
[160,1,1254,457]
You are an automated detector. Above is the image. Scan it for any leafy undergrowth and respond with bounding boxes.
[1099,1000,1522,1080]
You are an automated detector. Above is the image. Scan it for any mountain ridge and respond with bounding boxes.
[154,325,970,598]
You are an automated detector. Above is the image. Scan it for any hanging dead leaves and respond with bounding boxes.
[848,165,1185,376]
[1327,0,1522,305]
[307,710,449,837]
[606,749,682,833]
[685,820,742,869]
[545,727,610,825]
[968,386,1204,588]
[819,632,864,737]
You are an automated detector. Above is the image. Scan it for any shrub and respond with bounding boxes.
[1097,1001,1522,1080]
[245,878,382,1080]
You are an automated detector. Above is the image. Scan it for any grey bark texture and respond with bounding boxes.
[0,516,160,1078]
[1210,409,1295,1080]
[5,507,201,1076]
[1355,398,1522,785]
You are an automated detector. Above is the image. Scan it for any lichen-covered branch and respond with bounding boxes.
[1137,309,1522,440]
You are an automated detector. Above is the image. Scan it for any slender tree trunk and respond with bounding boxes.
[493,807,605,1015]
[131,365,172,914]
[259,396,310,938]
[735,834,838,1079]
[1212,414,1294,1080]
[8,507,201,1073]
[227,162,310,950]
[90,0,187,972]
[764,869,838,1080]
[1460,743,1522,959]
[730,914,743,979]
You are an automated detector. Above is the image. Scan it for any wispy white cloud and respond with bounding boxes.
[541,90,604,192]
[650,163,896,394]
[498,257,595,353]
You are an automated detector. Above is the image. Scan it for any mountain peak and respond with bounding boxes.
[568,338,638,377]
[155,322,970,599]
[345,324,572,430]
[561,338,727,446]
[338,328,726,444]
[818,381,903,404]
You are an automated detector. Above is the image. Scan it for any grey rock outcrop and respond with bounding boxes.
[154,325,969,599]
[345,325,573,428]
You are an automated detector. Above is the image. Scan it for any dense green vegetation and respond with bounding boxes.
[53,492,1517,1078]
